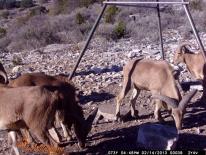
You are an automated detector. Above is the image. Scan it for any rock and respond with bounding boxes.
[155,55,162,60]
[190,85,203,91]
[150,50,160,55]
[12,65,22,74]
[95,108,117,122]
[137,123,178,150]
[95,103,132,123]
[91,66,103,74]
[27,67,35,72]
[87,101,93,106]
[114,47,122,52]
[196,127,201,134]
[127,49,141,58]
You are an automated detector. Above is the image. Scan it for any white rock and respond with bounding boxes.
[190,85,203,91]
[87,101,93,106]
[170,64,179,70]
[137,123,178,150]
[12,65,22,74]
[155,55,162,60]
[127,49,141,58]
[196,127,200,134]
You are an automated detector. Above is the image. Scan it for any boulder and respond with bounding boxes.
[94,103,132,123]
[127,49,142,58]
[137,123,178,150]
[12,65,22,74]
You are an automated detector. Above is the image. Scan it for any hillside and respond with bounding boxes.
[0,0,206,154]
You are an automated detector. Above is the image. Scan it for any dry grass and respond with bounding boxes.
[0,0,206,51]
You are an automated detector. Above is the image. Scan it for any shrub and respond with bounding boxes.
[0,0,16,9]
[16,15,31,26]
[57,29,83,43]
[75,12,85,25]
[23,25,60,45]
[6,15,65,51]
[39,0,48,4]
[78,22,92,35]
[0,37,10,49]
[0,27,6,38]
[105,6,119,23]
[190,0,203,11]
[12,55,23,65]
[51,0,69,15]
[0,0,4,9]
[20,0,34,8]
[97,23,114,40]
[80,0,95,8]
[50,0,98,15]
[29,6,48,17]
[112,21,126,39]
[0,10,9,19]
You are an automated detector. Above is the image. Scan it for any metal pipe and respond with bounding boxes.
[156,0,164,60]
[103,1,189,5]
[69,3,108,80]
[106,3,157,8]
[181,0,206,61]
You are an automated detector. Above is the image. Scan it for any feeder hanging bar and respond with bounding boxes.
[103,1,190,5]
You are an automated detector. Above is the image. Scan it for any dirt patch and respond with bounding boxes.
[1,83,206,155]
[63,83,206,154]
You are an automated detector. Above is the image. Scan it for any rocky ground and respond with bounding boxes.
[0,29,206,154]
